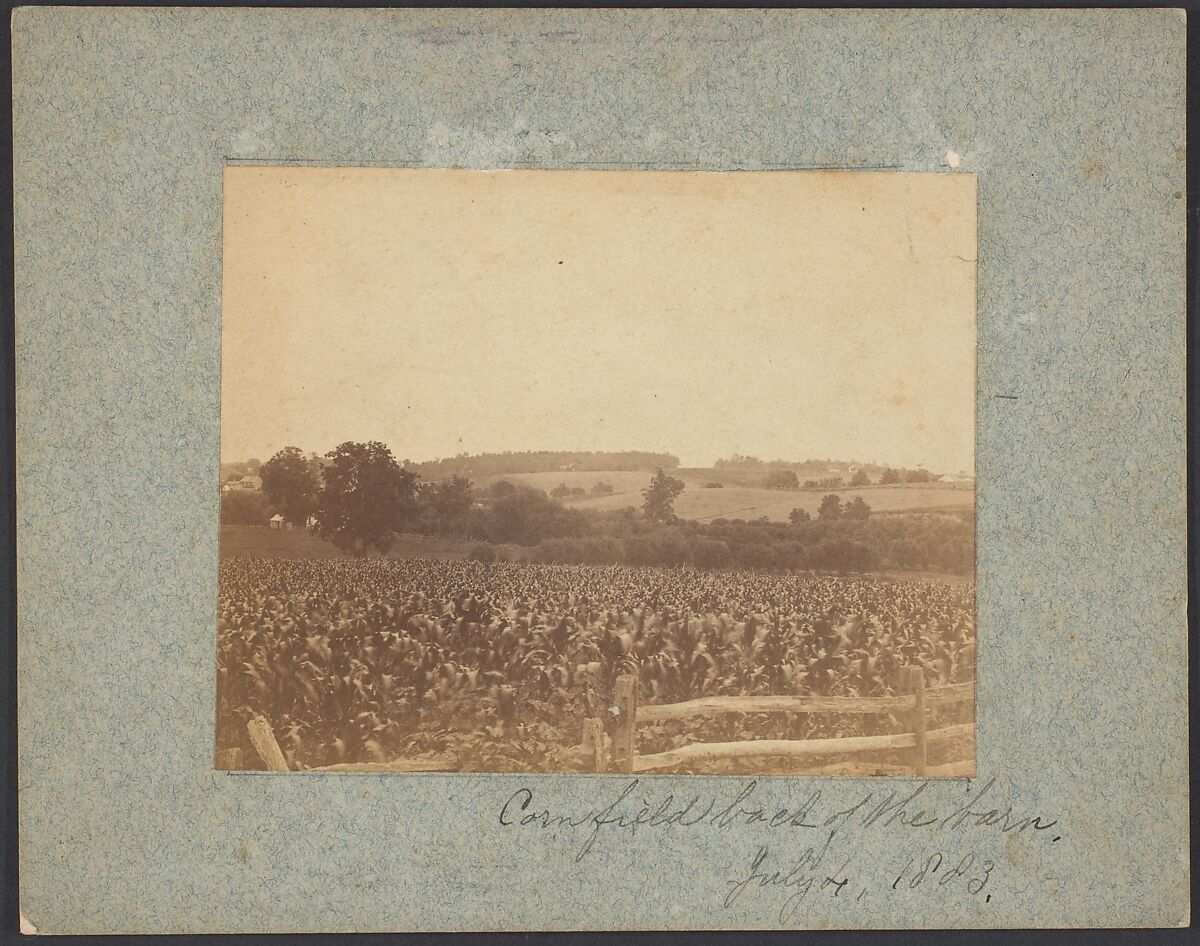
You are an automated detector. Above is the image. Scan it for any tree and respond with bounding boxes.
[431,475,474,536]
[879,467,901,485]
[850,469,871,487]
[788,507,812,524]
[765,469,800,489]
[260,446,320,527]
[220,490,268,525]
[844,496,872,520]
[485,489,578,546]
[550,483,571,500]
[315,441,418,553]
[591,481,615,495]
[641,468,685,522]
[487,480,518,500]
[818,494,843,520]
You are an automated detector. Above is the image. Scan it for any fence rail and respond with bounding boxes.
[638,693,913,722]
[587,644,974,777]
[234,644,975,776]
[631,722,974,773]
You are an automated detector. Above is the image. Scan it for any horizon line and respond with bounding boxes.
[220,445,972,474]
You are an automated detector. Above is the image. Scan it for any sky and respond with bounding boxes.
[222,168,975,472]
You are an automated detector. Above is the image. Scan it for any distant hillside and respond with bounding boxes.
[476,469,974,523]
[716,454,871,470]
[716,455,903,476]
[405,450,679,480]
[225,446,961,488]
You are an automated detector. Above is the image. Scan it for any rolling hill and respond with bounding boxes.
[473,469,973,522]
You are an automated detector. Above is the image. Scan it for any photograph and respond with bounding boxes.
[15,6,1188,933]
[216,167,977,775]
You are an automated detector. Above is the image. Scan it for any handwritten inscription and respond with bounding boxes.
[499,776,1058,861]
[892,850,994,896]
[497,777,1060,920]
[724,834,854,923]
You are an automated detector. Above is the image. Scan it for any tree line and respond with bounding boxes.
[222,442,971,574]
[765,467,938,490]
[517,512,973,575]
[403,449,679,480]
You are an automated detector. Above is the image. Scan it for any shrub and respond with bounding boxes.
[811,537,878,573]
[221,490,269,526]
[692,539,733,569]
[764,469,799,489]
[581,536,625,565]
[533,538,585,564]
[468,543,497,562]
[623,536,657,566]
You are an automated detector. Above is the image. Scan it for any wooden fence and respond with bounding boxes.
[585,646,975,777]
[225,645,974,776]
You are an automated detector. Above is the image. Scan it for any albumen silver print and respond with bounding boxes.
[217,167,976,775]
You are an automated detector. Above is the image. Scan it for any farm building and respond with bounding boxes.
[937,473,974,484]
[223,475,262,493]
[269,514,285,530]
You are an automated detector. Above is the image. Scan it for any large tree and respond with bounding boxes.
[260,446,320,527]
[484,488,576,546]
[315,441,418,553]
[844,496,872,520]
[641,468,685,522]
[818,494,843,520]
[431,475,474,536]
[764,469,800,490]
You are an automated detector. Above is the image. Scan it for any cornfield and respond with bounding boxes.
[217,558,974,772]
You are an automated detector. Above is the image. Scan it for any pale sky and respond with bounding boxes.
[222,168,975,472]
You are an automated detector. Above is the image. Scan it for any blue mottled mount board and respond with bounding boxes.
[13,8,1187,932]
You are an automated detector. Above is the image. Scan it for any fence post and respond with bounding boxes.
[215,747,244,770]
[962,643,976,681]
[247,715,290,772]
[613,674,638,774]
[902,666,927,777]
[582,717,608,772]
[589,717,607,773]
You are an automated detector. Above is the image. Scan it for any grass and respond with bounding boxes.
[474,469,973,522]
[220,525,497,561]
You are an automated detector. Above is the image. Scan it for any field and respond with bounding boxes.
[220,525,487,560]
[217,557,975,773]
[473,469,974,522]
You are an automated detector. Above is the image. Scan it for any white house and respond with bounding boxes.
[223,474,262,493]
